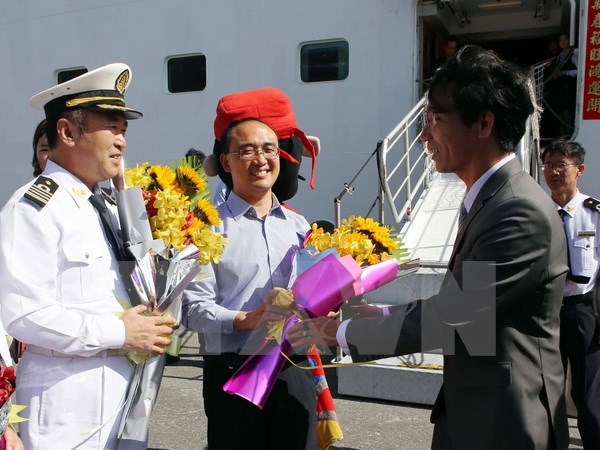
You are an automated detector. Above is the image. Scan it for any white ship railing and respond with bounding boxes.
[530,60,547,108]
[377,96,433,224]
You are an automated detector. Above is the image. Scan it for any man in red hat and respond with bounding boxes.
[203,86,319,204]
[183,116,317,449]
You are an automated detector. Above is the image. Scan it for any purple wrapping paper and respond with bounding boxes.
[223,253,399,408]
[293,253,361,317]
[222,316,299,408]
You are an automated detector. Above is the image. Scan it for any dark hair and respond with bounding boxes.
[185,147,206,161]
[32,119,47,176]
[46,108,86,148]
[541,140,585,165]
[220,117,273,154]
[428,45,534,152]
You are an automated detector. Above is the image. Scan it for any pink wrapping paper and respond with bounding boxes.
[223,253,399,408]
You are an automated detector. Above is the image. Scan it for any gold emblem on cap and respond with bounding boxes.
[115,70,129,95]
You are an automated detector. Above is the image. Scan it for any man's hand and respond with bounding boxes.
[345,304,384,319]
[233,304,291,331]
[286,317,340,349]
[3,424,25,450]
[120,304,175,354]
[233,288,291,331]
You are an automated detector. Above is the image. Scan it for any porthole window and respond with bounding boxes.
[57,67,88,84]
[167,54,207,93]
[300,40,349,82]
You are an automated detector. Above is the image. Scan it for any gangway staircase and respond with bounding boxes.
[337,87,541,405]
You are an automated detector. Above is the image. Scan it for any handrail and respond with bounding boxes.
[530,60,547,108]
[378,96,434,224]
[569,0,576,47]
[526,61,547,180]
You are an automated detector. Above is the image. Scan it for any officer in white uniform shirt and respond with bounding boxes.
[542,140,600,449]
[0,63,175,450]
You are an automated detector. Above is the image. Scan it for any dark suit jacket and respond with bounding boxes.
[346,158,569,449]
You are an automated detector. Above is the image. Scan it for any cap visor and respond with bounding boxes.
[86,104,143,120]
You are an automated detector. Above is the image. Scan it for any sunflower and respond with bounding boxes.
[194,198,221,226]
[149,165,177,191]
[177,165,208,197]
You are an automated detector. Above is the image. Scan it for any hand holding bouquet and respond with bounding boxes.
[223,216,416,408]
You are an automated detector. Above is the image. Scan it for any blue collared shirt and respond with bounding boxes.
[182,191,309,354]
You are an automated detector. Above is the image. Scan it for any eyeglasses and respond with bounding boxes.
[422,109,457,127]
[228,147,280,161]
[541,162,577,171]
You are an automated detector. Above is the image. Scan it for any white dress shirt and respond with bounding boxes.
[555,190,600,297]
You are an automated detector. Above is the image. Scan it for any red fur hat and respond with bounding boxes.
[204,87,319,190]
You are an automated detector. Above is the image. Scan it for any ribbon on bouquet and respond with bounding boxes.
[222,252,399,409]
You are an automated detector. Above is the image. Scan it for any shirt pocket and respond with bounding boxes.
[58,242,113,303]
[572,237,596,271]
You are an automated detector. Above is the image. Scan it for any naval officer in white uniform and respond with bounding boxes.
[0,63,174,450]
[542,139,600,449]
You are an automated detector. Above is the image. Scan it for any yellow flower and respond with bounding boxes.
[177,166,208,197]
[149,165,177,191]
[190,226,228,265]
[148,189,190,250]
[194,198,221,227]
[125,163,153,190]
[304,215,407,267]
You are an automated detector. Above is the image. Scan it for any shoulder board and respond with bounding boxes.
[101,187,117,206]
[24,176,59,209]
[583,197,600,213]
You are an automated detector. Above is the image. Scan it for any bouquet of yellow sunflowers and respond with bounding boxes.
[124,157,227,266]
[304,215,409,266]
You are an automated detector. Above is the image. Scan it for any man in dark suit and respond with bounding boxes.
[288,46,570,449]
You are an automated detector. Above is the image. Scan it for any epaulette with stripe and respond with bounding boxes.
[24,176,59,209]
[583,197,600,213]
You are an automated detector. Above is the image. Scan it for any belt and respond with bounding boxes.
[567,274,591,284]
[563,291,594,305]
[26,344,129,358]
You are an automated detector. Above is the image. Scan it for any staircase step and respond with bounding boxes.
[337,353,443,405]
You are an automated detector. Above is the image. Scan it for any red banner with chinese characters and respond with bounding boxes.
[583,0,600,119]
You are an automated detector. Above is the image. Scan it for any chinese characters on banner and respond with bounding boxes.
[583,0,600,119]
